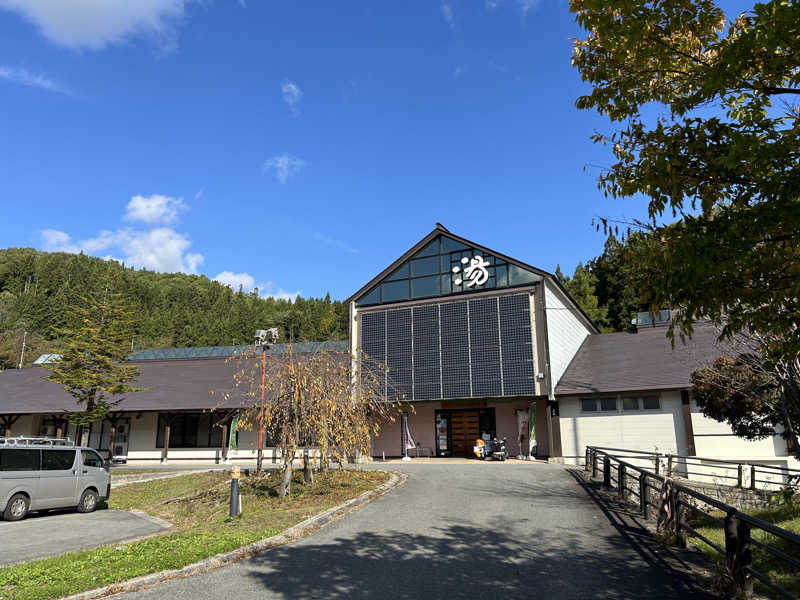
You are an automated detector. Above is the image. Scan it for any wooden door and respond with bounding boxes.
[450,410,481,457]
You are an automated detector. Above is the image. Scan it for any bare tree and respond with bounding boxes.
[224,346,403,497]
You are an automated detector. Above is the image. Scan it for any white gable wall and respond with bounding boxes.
[544,280,593,391]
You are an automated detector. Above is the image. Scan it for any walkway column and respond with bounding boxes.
[221,422,229,464]
[1,415,20,437]
[680,390,696,456]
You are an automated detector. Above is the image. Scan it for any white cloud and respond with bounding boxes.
[124,194,186,225]
[280,79,302,113]
[264,154,306,184]
[0,0,187,50]
[214,271,299,301]
[0,65,71,95]
[40,226,204,274]
[485,0,499,9]
[214,270,255,291]
[440,1,455,28]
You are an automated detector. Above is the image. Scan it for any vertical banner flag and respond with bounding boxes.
[229,414,240,451]
[528,402,537,456]
[402,413,416,454]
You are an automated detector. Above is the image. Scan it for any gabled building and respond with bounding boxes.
[347,224,597,460]
[1,224,796,470]
[348,225,798,469]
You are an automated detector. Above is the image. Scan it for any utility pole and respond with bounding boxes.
[17,330,27,369]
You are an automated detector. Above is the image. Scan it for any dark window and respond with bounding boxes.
[359,287,380,305]
[157,413,204,448]
[600,398,617,411]
[355,234,542,307]
[581,399,597,412]
[385,262,409,281]
[416,239,440,257]
[622,397,639,411]
[81,450,104,468]
[381,280,409,303]
[0,449,40,471]
[42,450,76,470]
[642,396,660,410]
[508,264,540,286]
[411,256,439,277]
[411,275,440,298]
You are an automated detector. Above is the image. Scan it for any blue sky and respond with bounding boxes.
[0,1,739,300]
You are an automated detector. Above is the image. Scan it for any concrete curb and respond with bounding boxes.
[60,470,407,600]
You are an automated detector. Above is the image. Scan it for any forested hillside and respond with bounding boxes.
[0,248,348,369]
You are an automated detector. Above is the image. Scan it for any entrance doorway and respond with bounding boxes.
[435,408,496,457]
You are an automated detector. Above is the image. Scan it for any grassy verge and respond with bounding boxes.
[0,469,389,600]
[687,502,800,598]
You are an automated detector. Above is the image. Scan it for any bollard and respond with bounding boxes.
[229,465,241,518]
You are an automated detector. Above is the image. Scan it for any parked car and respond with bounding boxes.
[0,437,111,521]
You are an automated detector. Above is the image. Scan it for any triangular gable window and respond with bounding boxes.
[356,234,542,306]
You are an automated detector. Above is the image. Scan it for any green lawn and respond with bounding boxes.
[687,502,800,598]
[0,469,389,600]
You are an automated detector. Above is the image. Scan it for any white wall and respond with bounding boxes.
[544,280,592,390]
[559,392,686,465]
[690,399,800,470]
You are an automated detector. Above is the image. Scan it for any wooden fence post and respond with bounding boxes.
[618,464,627,501]
[592,450,598,478]
[675,490,687,548]
[667,455,673,477]
[725,513,753,599]
[750,465,756,490]
[639,474,648,519]
[737,464,744,488]
[603,456,611,488]
[585,447,591,472]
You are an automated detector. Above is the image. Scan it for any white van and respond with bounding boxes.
[0,437,111,521]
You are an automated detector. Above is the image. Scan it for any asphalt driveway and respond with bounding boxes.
[117,462,713,600]
[0,509,169,566]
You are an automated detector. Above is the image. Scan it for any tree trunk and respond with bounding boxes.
[162,422,171,463]
[303,449,314,485]
[280,451,293,498]
[107,423,117,461]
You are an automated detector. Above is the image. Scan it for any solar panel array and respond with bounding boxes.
[360,293,535,400]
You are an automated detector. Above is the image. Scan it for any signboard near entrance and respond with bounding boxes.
[436,414,448,451]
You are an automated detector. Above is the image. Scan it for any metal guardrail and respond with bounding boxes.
[585,446,800,600]
[587,446,800,492]
[0,436,76,447]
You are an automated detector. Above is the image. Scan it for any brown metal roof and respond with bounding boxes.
[1,356,272,415]
[554,323,728,396]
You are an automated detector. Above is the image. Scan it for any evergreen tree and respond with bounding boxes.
[564,263,610,332]
[43,271,142,426]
